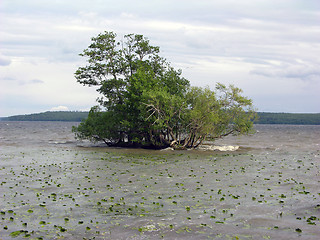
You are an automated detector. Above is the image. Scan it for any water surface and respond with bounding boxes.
[1,122,319,239]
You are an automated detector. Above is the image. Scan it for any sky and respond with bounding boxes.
[1,0,320,117]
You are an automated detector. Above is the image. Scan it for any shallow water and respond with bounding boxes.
[0,122,320,239]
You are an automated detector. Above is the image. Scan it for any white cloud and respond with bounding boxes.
[251,63,320,81]
[29,79,44,84]
[1,0,320,115]
[0,55,11,66]
[50,106,69,111]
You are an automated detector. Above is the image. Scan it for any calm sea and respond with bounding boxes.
[0,121,320,239]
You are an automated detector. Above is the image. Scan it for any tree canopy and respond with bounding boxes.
[73,31,256,149]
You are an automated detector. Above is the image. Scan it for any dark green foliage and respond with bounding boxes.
[73,31,256,149]
[72,107,123,145]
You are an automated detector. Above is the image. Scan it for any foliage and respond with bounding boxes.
[73,31,256,149]
[72,106,121,145]
[144,84,256,148]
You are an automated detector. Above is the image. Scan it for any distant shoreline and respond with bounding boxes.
[1,111,320,125]
[0,111,89,122]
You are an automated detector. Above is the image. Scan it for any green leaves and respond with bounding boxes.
[74,31,256,149]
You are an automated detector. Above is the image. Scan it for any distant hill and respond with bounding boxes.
[255,112,320,125]
[0,111,89,122]
[1,111,320,125]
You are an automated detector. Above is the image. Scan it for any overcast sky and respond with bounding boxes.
[1,0,319,116]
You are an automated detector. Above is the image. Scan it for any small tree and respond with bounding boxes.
[144,84,256,149]
[73,31,256,149]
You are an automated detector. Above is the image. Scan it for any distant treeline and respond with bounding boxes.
[256,112,320,125]
[1,111,89,122]
[1,111,320,125]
